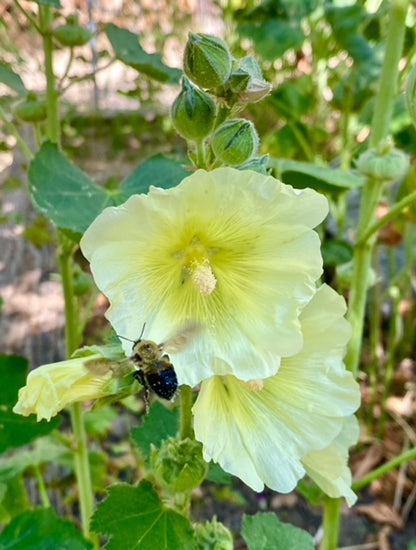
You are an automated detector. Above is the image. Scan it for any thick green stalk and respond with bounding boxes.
[320,498,341,550]
[345,0,409,376]
[39,5,60,145]
[69,403,96,540]
[179,385,194,440]
[321,2,409,548]
[39,6,95,543]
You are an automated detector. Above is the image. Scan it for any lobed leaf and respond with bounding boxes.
[242,512,314,550]
[91,480,196,550]
[0,508,92,550]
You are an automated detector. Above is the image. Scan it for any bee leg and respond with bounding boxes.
[133,370,151,414]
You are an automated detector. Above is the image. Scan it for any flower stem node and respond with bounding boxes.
[184,33,232,89]
[356,141,409,182]
[151,437,208,492]
[172,77,217,141]
[194,517,234,550]
[211,118,259,166]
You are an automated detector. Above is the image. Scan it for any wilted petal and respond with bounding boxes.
[13,354,114,421]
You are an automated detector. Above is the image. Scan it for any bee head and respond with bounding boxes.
[132,339,160,361]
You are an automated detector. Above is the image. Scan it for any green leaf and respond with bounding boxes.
[238,19,304,60]
[91,480,196,550]
[0,508,92,550]
[106,24,181,84]
[119,154,190,199]
[0,63,26,95]
[28,142,111,233]
[0,437,68,482]
[322,239,354,266]
[131,401,179,460]
[31,0,62,6]
[0,355,60,453]
[269,158,365,194]
[28,143,189,234]
[242,512,314,550]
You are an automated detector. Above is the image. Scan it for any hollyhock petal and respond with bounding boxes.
[81,168,328,385]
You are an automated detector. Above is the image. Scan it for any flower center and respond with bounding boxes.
[174,235,218,295]
[245,379,264,392]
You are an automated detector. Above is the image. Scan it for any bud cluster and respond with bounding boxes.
[171,33,272,170]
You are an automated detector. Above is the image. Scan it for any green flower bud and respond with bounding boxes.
[356,140,409,182]
[172,77,217,140]
[211,118,259,166]
[184,33,232,89]
[151,437,208,492]
[54,15,92,47]
[228,56,272,104]
[14,92,47,122]
[194,518,233,550]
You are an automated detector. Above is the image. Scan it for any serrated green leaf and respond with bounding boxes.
[106,24,181,84]
[0,355,60,452]
[119,154,189,199]
[31,0,62,7]
[28,142,111,233]
[242,512,314,550]
[269,158,364,194]
[0,64,26,95]
[131,401,179,460]
[0,508,92,550]
[238,20,304,60]
[91,480,196,550]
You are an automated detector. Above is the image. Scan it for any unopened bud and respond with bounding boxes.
[172,77,217,140]
[356,141,409,182]
[54,15,92,47]
[151,437,208,492]
[211,118,259,166]
[184,33,232,89]
[194,517,233,550]
[230,56,272,103]
[14,92,47,122]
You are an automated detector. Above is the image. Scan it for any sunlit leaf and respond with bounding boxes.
[0,63,26,95]
[91,480,196,550]
[106,24,181,84]
[28,142,111,233]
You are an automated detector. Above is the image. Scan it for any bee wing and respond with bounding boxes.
[85,357,133,378]
[161,321,202,354]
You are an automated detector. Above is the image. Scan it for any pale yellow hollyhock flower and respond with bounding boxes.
[13,355,114,421]
[302,415,360,505]
[80,168,328,386]
[193,285,361,501]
